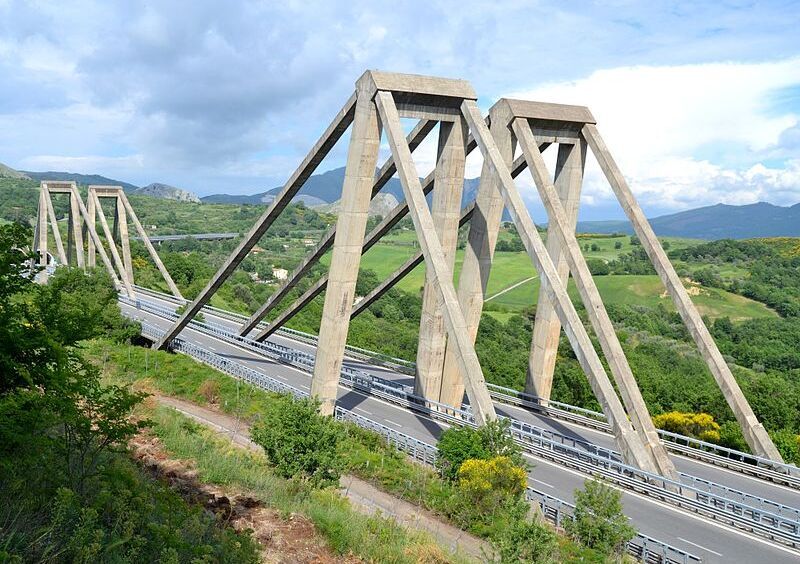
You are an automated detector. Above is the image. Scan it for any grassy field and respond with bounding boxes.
[337,233,774,321]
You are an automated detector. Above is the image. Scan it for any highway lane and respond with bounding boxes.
[123,302,800,563]
[137,293,800,511]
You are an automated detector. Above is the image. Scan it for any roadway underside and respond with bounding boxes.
[122,296,800,564]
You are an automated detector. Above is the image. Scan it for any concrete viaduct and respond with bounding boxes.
[34,71,800,561]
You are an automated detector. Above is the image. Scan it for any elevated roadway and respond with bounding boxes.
[121,295,800,563]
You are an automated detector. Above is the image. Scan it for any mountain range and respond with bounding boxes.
[3,162,798,240]
[574,202,800,239]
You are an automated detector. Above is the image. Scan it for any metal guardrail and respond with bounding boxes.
[486,382,800,488]
[125,297,800,549]
[131,285,800,489]
[139,319,700,564]
[132,285,415,373]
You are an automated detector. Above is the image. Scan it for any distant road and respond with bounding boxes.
[132,232,239,242]
[485,275,537,301]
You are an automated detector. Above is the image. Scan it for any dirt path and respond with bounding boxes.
[157,395,489,562]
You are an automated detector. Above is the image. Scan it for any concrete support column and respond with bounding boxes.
[91,192,135,297]
[438,104,515,409]
[37,187,48,266]
[583,122,784,463]
[118,192,182,298]
[87,193,97,268]
[377,91,496,424]
[116,196,134,284]
[415,118,468,401]
[526,141,585,400]
[69,190,85,269]
[514,119,674,478]
[311,80,382,416]
[462,100,653,471]
[45,190,68,266]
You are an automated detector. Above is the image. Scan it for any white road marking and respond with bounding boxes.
[384,419,403,428]
[532,478,554,488]
[355,407,373,416]
[300,384,310,390]
[677,537,724,557]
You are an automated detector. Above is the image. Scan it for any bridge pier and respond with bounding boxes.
[414,118,468,401]
[526,140,584,402]
[312,75,383,416]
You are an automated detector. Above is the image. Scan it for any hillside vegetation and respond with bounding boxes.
[3,175,800,462]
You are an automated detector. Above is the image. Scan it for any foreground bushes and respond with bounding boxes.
[250,395,343,487]
[565,479,636,557]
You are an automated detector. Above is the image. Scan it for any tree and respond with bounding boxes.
[614,241,623,250]
[590,243,600,252]
[492,518,558,563]
[251,395,343,487]
[630,235,641,246]
[457,456,526,514]
[586,258,610,276]
[565,478,636,556]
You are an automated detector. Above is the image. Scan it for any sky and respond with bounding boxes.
[1,0,799,220]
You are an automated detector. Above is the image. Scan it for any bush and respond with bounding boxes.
[457,456,526,514]
[437,419,525,481]
[652,411,721,443]
[492,518,558,563]
[586,258,610,276]
[251,395,343,487]
[565,478,635,556]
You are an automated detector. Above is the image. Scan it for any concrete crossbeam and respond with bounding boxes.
[582,122,784,463]
[514,118,674,478]
[415,118,468,400]
[376,90,497,425]
[462,99,654,470]
[154,93,358,350]
[352,203,475,320]
[312,78,383,416]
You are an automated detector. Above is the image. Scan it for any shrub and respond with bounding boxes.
[586,258,610,276]
[251,395,343,487]
[198,379,221,403]
[457,456,526,514]
[437,419,525,481]
[652,411,721,443]
[492,517,558,563]
[770,429,800,465]
[565,478,635,556]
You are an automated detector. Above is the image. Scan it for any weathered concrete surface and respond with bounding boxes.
[438,102,515,409]
[240,119,436,338]
[377,90,496,425]
[583,122,784,463]
[514,118,674,478]
[415,118,468,401]
[312,78,382,416]
[153,93,357,350]
[526,141,584,402]
[462,99,654,471]
[118,190,183,299]
[90,191,135,297]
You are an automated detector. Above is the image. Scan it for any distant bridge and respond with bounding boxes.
[132,232,239,243]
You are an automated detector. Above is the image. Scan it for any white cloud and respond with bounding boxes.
[509,58,800,212]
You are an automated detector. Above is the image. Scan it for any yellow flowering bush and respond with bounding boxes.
[652,411,721,443]
[457,456,526,514]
